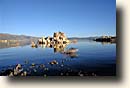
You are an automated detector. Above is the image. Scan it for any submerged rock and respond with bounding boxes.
[31,63,35,67]
[49,60,58,65]
[61,64,64,67]
[21,71,27,76]
[25,60,29,64]
[39,64,45,68]
[15,64,22,70]
[9,72,14,76]
[44,68,49,71]
[0,69,13,76]
[65,48,78,54]
[0,64,28,76]
[43,74,47,78]
[33,69,37,72]
[13,64,23,76]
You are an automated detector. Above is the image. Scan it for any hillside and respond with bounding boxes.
[0,33,39,41]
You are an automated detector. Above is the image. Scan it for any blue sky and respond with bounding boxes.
[0,0,116,37]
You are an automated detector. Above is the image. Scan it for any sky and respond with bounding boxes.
[0,0,116,37]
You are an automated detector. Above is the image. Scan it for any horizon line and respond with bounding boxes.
[0,32,116,38]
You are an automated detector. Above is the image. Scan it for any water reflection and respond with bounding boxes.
[101,41,116,45]
[0,41,30,49]
[0,39,116,76]
[0,42,80,76]
[38,43,78,58]
[95,41,116,45]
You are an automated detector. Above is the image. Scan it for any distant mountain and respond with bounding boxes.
[0,33,105,41]
[0,33,39,41]
[68,37,99,40]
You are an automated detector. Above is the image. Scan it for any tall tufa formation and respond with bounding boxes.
[38,32,70,44]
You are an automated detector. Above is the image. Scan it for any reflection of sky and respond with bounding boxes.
[0,40,116,76]
[0,40,116,67]
[67,41,116,58]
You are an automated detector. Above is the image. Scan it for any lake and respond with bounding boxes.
[0,39,116,76]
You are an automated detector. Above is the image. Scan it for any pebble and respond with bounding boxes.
[33,69,37,72]
[31,63,35,66]
[44,68,49,71]
[25,60,29,64]
[61,73,64,76]
[9,72,13,76]
[15,64,22,70]
[44,74,47,78]
[39,64,45,68]
[23,71,27,76]
[79,74,84,77]
[61,64,64,67]
[49,60,58,65]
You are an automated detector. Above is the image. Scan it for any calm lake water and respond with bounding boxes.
[0,39,116,76]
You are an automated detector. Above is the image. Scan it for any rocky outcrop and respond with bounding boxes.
[38,32,70,45]
[94,36,116,43]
